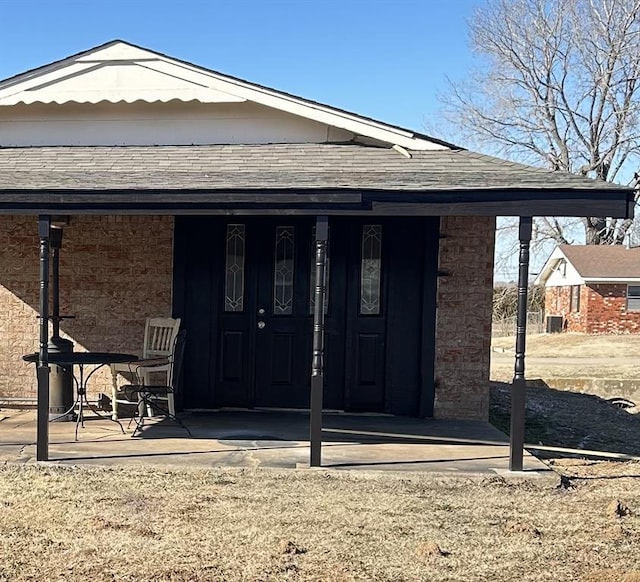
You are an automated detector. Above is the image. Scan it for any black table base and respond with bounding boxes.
[24,352,138,441]
[52,363,125,440]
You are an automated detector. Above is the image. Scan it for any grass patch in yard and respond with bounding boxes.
[491,333,640,359]
[489,387,551,445]
[2,464,640,581]
[490,382,640,457]
[490,332,640,382]
[491,361,640,382]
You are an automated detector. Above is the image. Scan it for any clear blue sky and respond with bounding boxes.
[0,0,482,135]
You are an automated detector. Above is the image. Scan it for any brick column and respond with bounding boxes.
[433,215,495,420]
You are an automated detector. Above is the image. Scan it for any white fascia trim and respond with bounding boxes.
[0,62,94,100]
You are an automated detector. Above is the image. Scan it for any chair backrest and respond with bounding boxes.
[143,317,181,360]
[169,329,187,394]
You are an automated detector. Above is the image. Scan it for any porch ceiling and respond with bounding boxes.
[0,143,633,217]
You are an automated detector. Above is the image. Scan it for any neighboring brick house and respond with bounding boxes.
[0,41,633,423]
[536,245,640,334]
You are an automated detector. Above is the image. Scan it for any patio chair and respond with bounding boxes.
[124,329,191,436]
[110,317,181,420]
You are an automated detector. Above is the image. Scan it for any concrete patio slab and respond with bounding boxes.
[0,409,552,477]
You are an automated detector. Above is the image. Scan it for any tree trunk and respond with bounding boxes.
[585,217,632,245]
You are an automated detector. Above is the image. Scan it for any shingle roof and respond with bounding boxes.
[560,245,640,279]
[0,143,631,193]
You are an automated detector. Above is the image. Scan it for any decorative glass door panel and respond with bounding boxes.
[224,224,245,312]
[273,226,295,315]
[360,225,382,315]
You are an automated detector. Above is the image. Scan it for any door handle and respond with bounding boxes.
[257,321,266,329]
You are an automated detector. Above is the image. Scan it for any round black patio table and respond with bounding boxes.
[23,352,138,439]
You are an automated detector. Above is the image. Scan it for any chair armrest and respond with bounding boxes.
[130,358,171,385]
[111,361,140,374]
[134,359,170,373]
[111,358,169,387]
[122,357,168,373]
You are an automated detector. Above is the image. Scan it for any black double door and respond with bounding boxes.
[216,218,346,410]
[175,216,438,416]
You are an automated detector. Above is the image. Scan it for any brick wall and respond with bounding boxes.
[544,284,640,334]
[0,215,174,399]
[544,285,588,332]
[434,215,495,420]
[584,284,640,334]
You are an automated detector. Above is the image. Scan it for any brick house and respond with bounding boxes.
[0,40,633,426]
[536,245,640,334]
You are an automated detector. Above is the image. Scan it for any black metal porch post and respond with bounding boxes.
[310,216,328,467]
[509,216,532,471]
[36,216,51,461]
[50,227,62,341]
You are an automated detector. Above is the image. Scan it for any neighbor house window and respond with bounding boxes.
[570,285,580,313]
[627,285,640,312]
[556,259,567,276]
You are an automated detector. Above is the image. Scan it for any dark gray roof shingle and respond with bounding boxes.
[0,144,631,193]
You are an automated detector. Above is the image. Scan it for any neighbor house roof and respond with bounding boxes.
[560,245,640,279]
[536,244,640,285]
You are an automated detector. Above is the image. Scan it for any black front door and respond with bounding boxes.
[215,218,346,409]
[175,216,438,416]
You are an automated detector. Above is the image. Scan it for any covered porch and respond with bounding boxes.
[0,40,635,472]
[0,408,551,475]
[0,144,634,471]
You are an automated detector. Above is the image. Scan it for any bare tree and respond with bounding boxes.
[446,0,640,245]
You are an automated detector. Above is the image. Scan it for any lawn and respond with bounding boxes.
[491,333,640,381]
[490,332,640,457]
[490,381,640,457]
[1,464,640,581]
[3,333,639,581]
[491,332,640,359]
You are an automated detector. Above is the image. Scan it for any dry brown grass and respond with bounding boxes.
[491,332,640,359]
[1,465,640,581]
[491,333,640,381]
[491,358,640,381]
[490,382,640,456]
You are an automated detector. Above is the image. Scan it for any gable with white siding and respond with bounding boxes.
[0,40,448,150]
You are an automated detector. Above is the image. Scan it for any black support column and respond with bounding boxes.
[509,216,532,472]
[36,216,51,462]
[310,216,328,467]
